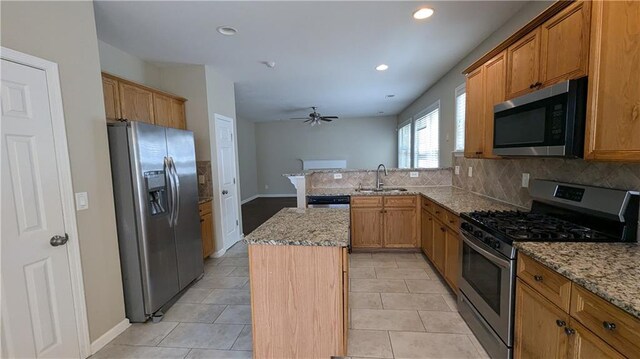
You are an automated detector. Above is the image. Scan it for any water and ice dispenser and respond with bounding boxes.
[144,171,167,215]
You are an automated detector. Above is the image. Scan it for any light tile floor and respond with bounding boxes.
[93,243,489,358]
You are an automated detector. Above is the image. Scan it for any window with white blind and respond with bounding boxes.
[398,122,412,168]
[455,84,466,152]
[414,102,440,168]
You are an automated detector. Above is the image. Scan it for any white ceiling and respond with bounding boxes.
[94,1,528,122]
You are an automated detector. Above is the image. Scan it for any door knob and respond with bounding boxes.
[50,233,69,247]
[222,190,229,195]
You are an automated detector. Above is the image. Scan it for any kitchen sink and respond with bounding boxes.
[355,187,408,194]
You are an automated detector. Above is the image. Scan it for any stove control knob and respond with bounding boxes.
[492,241,501,250]
[473,230,483,239]
[461,223,472,232]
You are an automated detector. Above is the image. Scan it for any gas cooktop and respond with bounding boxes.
[463,210,615,242]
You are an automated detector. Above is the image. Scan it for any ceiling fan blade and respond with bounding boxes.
[321,116,338,119]
[303,119,312,123]
[321,119,333,122]
[290,117,310,120]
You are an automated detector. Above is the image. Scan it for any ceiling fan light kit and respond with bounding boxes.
[290,106,338,126]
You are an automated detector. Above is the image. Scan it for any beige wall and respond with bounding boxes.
[399,1,553,167]
[237,117,259,202]
[255,116,398,195]
[1,1,125,342]
[98,39,161,88]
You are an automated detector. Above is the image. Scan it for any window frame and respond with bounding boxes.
[454,83,466,153]
[397,119,412,169]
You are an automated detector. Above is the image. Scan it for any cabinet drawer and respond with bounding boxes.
[351,196,383,208]
[384,195,416,208]
[444,211,460,232]
[570,284,640,359]
[421,197,435,212]
[517,253,571,311]
[199,200,212,216]
[432,204,447,223]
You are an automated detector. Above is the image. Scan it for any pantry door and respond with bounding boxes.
[1,49,89,358]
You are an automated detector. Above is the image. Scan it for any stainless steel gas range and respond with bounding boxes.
[457,179,639,359]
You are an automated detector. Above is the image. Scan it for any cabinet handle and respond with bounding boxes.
[603,321,616,331]
[200,219,204,223]
[435,211,440,214]
[534,275,543,282]
[440,227,446,232]
[564,327,576,336]
[529,83,535,89]
[556,320,566,327]
[475,151,483,155]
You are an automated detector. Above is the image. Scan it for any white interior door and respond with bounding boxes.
[214,114,240,250]
[1,59,81,358]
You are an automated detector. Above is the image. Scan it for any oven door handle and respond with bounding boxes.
[462,235,510,268]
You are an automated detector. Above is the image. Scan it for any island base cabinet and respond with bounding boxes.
[248,245,347,358]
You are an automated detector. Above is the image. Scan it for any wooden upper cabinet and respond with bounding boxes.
[464,67,485,158]
[119,82,155,124]
[506,28,541,99]
[482,51,506,158]
[153,93,173,127]
[102,76,120,121]
[170,99,187,129]
[514,279,570,359]
[584,0,640,161]
[540,1,591,87]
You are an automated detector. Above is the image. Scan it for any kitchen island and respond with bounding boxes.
[244,208,350,359]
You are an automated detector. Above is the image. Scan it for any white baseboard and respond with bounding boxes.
[241,194,259,205]
[90,318,130,354]
[256,193,296,198]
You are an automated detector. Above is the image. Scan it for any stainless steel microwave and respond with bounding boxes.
[493,77,587,157]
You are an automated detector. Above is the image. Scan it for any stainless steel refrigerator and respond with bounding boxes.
[107,121,203,322]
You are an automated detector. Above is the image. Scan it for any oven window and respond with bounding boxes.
[462,242,502,314]
[494,107,546,146]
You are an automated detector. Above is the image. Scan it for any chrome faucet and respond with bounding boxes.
[376,164,388,190]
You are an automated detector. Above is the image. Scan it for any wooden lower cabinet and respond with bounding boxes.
[444,229,460,291]
[514,279,570,359]
[350,196,417,249]
[199,200,214,258]
[383,207,417,248]
[249,244,348,358]
[515,254,631,358]
[432,224,446,273]
[421,208,434,259]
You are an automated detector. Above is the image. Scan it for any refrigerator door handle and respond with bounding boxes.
[170,157,181,226]
[164,156,175,226]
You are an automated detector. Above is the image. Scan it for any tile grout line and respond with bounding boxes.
[156,321,181,347]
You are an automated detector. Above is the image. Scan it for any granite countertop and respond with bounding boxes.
[283,167,452,177]
[198,197,212,205]
[515,242,640,319]
[244,208,349,247]
[307,186,523,215]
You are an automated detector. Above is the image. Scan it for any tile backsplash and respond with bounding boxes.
[196,161,213,198]
[309,168,452,188]
[453,156,640,208]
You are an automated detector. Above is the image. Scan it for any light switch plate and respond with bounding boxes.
[455,166,460,175]
[468,167,473,177]
[75,192,89,211]
[198,175,205,184]
[522,173,530,188]
[410,172,419,178]
[333,173,343,179]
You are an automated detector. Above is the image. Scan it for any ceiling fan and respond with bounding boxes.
[290,107,338,126]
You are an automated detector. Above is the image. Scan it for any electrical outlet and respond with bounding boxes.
[522,173,530,188]
[468,167,473,177]
[198,175,205,184]
[410,171,419,178]
[264,184,269,190]
[333,173,342,179]
[75,192,89,211]
[455,166,460,175]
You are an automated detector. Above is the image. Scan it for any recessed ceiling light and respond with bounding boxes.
[413,8,434,20]
[376,64,389,71]
[386,94,395,98]
[378,111,385,115]
[217,26,238,36]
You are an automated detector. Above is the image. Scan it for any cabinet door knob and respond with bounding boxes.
[534,275,543,281]
[529,84,535,89]
[603,321,616,331]
[556,320,566,327]
[564,327,575,335]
